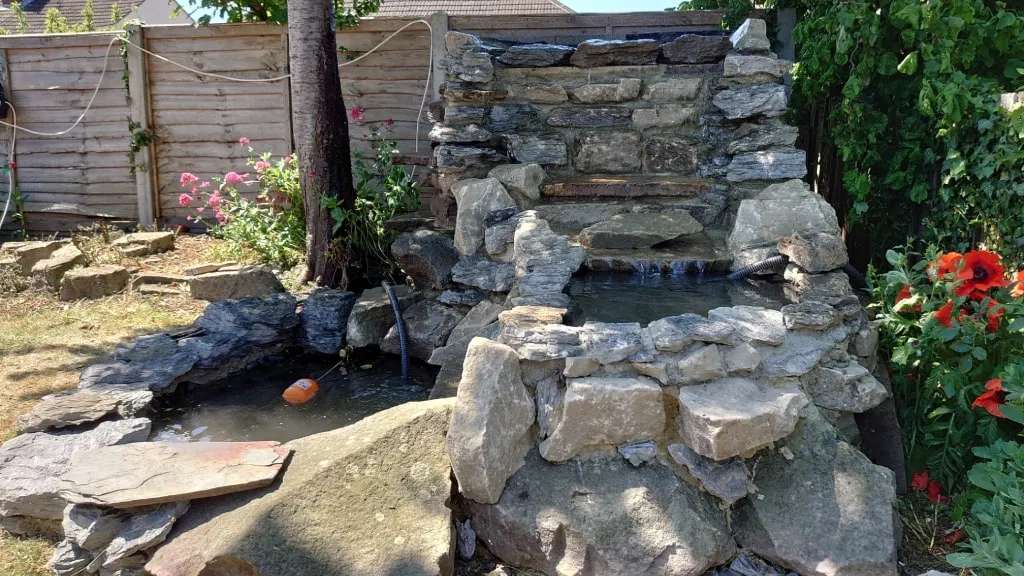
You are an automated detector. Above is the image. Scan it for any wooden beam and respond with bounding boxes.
[0,47,16,234]
[429,12,449,107]
[281,29,293,154]
[125,24,156,228]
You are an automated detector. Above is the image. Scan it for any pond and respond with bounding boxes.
[566,270,792,326]
[151,354,437,444]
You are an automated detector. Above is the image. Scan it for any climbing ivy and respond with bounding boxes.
[791,0,1024,264]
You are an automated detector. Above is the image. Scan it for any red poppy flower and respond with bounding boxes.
[934,300,955,328]
[926,480,948,503]
[910,471,930,491]
[1011,270,1024,299]
[895,284,922,313]
[972,378,1008,418]
[929,252,964,281]
[985,299,1005,332]
[944,530,964,545]
[955,250,1009,297]
[8,161,16,169]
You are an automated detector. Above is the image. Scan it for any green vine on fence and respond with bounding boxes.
[791,0,1024,265]
[119,23,154,177]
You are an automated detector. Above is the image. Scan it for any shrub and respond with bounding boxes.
[874,247,1024,494]
[180,139,304,269]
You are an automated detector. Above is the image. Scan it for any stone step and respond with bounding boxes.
[534,197,720,233]
[542,175,713,199]
[581,231,733,274]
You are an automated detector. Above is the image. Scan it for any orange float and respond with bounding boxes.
[282,378,319,404]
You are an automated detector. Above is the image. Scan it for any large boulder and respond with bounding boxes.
[777,232,849,273]
[297,288,356,355]
[392,230,460,290]
[467,451,736,575]
[146,399,457,576]
[346,286,420,348]
[187,265,284,301]
[579,212,703,250]
[380,300,465,361]
[453,178,517,256]
[727,180,841,260]
[513,212,585,305]
[446,338,534,504]
[59,265,130,301]
[32,244,86,287]
[734,408,899,576]
[0,419,151,522]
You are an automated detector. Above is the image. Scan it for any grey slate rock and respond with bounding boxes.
[729,18,772,53]
[428,123,492,144]
[713,84,788,120]
[346,285,420,348]
[391,230,460,290]
[434,145,507,173]
[619,441,658,467]
[101,502,190,567]
[49,539,91,575]
[646,313,736,352]
[661,34,731,64]
[727,122,799,154]
[438,289,485,307]
[498,43,575,67]
[669,443,749,505]
[570,38,660,67]
[575,130,642,174]
[63,504,128,551]
[546,106,632,127]
[444,105,489,125]
[297,288,356,355]
[781,301,842,331]
[380,300,465,362]
[727,150,807,182]
[452,256,516,293]
[645,136,698,173]
[503,133,568,166]
[194,293,299,345]
[488,104,537,132]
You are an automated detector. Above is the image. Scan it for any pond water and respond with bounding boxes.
[152,354,436,444]
[566,271,791,326]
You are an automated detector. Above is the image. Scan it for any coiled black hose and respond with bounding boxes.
[844,263,868,290]
[727,254,790,281]
[382,281,409,383]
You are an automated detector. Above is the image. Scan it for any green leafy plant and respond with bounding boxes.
[947,440,1024,574]
[674,0,758,29]
[323,110,419,285]
[874,246,1024,494]
[179,139,304,269]
[791,0,1024,265]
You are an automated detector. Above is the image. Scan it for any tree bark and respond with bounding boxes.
[287,0,355,288]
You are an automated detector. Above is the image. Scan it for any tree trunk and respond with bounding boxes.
[287,0,355,288]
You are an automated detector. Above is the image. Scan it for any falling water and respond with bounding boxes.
[695,260,709,276]
[670,260,691,276]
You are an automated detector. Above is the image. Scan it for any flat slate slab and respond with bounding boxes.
[543,176,712,199]
[579,212,704,249]
[59,441,291,508]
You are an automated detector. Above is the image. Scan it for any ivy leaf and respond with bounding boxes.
[1003,59,1024,79]
[898,52,919,75]
[909,183,929,202]
[894,4,921,28]
[842,75,863,100]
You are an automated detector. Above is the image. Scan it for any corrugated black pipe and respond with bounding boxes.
[727,255,790,281]
[382,281,409,383]
[844,263,868,290]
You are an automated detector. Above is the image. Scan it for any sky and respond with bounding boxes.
[563,0,676,11]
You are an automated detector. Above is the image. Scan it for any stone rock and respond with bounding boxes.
[564,357,600,378]
[632,361,669,384]
[438,289,484,307]
[713,84,788,120]
[453,178,517,256]
[645,136,698,172]
[632,105,699,129]
[498,305,565,328]
[446,338,534,504]
[570,78,642,104]
[853,323,879,358]
[674,343,726,384]
[708,306,786,346]
[513,212,585,303]
[661,34,732,64]
[441,82,506,104]
[452,256,516,292]
[647,313,736,352]
[724,54,792,81]
[346,285,420,348]
[507,83,568,104]
[727,150,807,182]
[723,342,761,375]
[193,293,299,346]
[730,19,771,53]
[31,244,86,287]
[12,240,66,274]
[445,31,480,53]
[468,451,736,575]
[63,504,128,551]
[295,288,355,355]
[618,441,658,467]
[488,164,545,205]
[728,179,841,256]
[488,104,537,132]
[486,207,521,227]
[485,214,521,260]
[855,365,907,495]
[49,539,91,575]
[575,130,642,174]
[777,232,848,273]
[102,502,190,567]
[805,363,888,413]
[643,77,703,102]
[444,105,488,125]
[498,43,575,67]
[676,378,807,460]
[111,232,175,256]
[734,408,898,576]
[727,122,799,154]
[503,133,568,166]
[187,265,283,301]
[381,300,466,362]
[444,50,493,83]
[0,419,151,521]
[392,230,460,290]
[60,441,290,508]
[509,293,571,308]
[16,390,152,433]
[759,324,850,378]
[447,300,504,345]
[457,519,475,560]
[781,301,841,331]
[570,39,660,67]
[668,443,749,505]
[580,212,703,250]
[59,265,129,301]
[546,106,632,127]
[147,399,457,576]
[540,376,664,462]
[429,322,502,400]
[428,123,492,143]
[435,145,506,175]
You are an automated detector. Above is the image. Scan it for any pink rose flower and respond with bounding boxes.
[224,172,244,185]
[178,193,193,207]
[179,172,198,187]
[238,137,250,146]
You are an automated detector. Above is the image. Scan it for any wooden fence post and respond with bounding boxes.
[0,48,16,231]
[429,12,449,102]
[125,24,157,229]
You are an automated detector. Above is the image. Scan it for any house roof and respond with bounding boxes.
[0,0,190,33]
[371,0,574,17]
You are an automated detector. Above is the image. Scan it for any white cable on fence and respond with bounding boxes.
[0,104,17,229]
[0,19,435,231]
